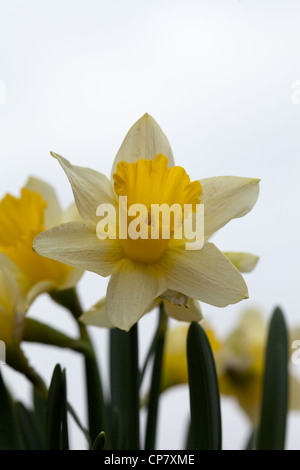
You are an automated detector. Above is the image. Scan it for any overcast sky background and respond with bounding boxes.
[1,0,300,450]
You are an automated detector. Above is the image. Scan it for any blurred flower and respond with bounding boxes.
[0,255,48,397]
[217,309,300,425]
[161,310,300,426]
[161,321,221,391]
[33,114,259,331]
[0,260,27,346]
[0,177,82,299]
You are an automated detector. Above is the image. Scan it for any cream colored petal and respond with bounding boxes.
[236,308,266,346]
[58,267,84,291]
[106,258,166,331]
[60,202,82,224]
[0,253,31,298]
[164,298,203,322]
[25,176,63,229]
[161,242,248,308]
[200,176,260,239]
[289,373,300,410]
[224,252,259,273]
[111,114,175,179]
[0,253,65,309]
[0,265,20,312]
[80,298,115,328]
[144,297,161,314]
[51,152,115,225]
[33,222,123,277]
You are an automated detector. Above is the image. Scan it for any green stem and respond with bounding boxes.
[50,288,108,446]
[23,317,92,356]
[144,305,167,450]
[6,345,48,402]
[128,323,140,450]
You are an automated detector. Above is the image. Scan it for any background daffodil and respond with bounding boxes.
[161,310,300,427]
[217,309,300,425]
[0,177,83,300]
[0,259,27,347]
[33,114,260,331]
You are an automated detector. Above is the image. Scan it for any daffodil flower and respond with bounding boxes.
[0,177,83,300]
[33,114,259,331]
[0,255,49,397]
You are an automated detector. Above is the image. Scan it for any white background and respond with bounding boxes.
[1,0,300,450]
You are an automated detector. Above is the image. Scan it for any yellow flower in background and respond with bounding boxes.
[0,261,26,346]
[33,114,260,331]
[216,309,300,425]
[161,310,300,426]
[161,321,221,391]
[0,177,83,301]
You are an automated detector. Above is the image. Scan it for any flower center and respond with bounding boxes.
[113,154,202,263]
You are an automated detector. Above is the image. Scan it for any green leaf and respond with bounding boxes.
[67,401,91,446]
[33,388,46,443]
[46,364,68,450]
[0,372,24,450]
[187,322,222,450]
[185,421,193,451]
[16,402,44,450]
[144,305,167,450]
[91,431,106,450]
[60,369,69,450]
[110,324,140,450]
[256,307,288,450]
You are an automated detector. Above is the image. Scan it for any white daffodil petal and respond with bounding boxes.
[33,222,123,277]
[163,298,203,322]
[58,267,84,291]
[25,176,63,229]
[0,253,31,298]
[200,176,260,239]
[111,114,175,178]
[161,242,248,308]
[145,298,161,314]
[0,266,20,311]
[80,298,115,328]
[51,152,115,225]
[106,258,166,331]
[224,252,259,273]
[60,202,82,224]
